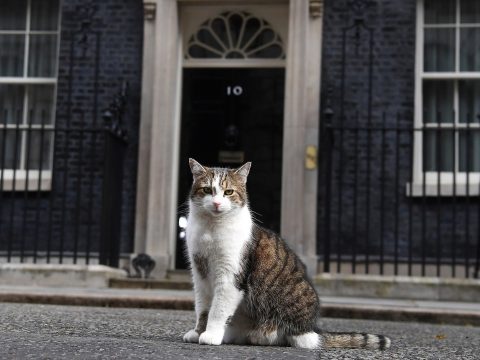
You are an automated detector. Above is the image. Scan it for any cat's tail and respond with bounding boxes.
[320,332,391,350]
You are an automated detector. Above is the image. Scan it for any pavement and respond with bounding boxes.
[1,302,479,359]
[0,285,479,327]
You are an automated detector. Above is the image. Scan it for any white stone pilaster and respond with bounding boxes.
[282,0,324,275]
[136,0,182,278]
[135,0,325,278]
[134,1,157,256]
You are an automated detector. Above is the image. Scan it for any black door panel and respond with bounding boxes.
[176,68,285,269]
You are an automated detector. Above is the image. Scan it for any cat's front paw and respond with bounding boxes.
[183,329,200,343]
[199,330,224,345]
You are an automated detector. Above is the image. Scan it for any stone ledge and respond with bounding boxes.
[320,303,480,327]
[314,274,480,302]
[0,264,127,288]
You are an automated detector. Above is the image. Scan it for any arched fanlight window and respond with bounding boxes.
[186,11,285,59]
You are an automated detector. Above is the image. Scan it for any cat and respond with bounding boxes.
[182,158,391,350]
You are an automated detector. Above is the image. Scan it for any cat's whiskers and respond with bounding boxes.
[248,209,264,225]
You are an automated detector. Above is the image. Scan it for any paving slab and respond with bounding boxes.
[1,303,480,359]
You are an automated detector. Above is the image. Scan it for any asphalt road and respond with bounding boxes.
[0,303,479,360]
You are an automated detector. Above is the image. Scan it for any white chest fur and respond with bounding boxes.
[186,204,252,279]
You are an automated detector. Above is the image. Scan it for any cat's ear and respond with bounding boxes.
[234,162,251,182]
[189,158,207,178]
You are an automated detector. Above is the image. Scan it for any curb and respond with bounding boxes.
[1,292,479,326]
[321,304,480,327]
[0,293,194,311]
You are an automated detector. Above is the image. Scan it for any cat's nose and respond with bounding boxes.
[213,200,221,208]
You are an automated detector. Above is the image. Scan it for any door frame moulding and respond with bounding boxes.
[183,60,286,68]
[135,0,325,277]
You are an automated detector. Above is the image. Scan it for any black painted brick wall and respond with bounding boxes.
[57,0,143,256]
[0,0,143,261]
[318,0,479,273]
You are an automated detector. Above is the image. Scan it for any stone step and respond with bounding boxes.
[166,269,191,281]
[109,270,192,290]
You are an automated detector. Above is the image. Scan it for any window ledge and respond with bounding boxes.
[0,170,52,191]
[406,182,480,197]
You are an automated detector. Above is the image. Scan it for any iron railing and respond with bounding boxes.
[319,111,480,279]
[0,100,128,267]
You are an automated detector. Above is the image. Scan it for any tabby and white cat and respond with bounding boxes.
[183,158,391,350]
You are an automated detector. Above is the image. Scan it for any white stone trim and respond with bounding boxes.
[413,0,424,189]
[183,59,285,68]
[135,1,157,255]
[0,170,52,191]
[406,181,480,197]
[144,2,157,20]
[281,0,323,275]
[136,0,183,277]
[136,0,324,277]
[309,0,323,18]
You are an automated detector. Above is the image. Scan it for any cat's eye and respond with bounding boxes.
[203,187,212,194]
[224,189,234,196]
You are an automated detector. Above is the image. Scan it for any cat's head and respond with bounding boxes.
[188,158,251,216]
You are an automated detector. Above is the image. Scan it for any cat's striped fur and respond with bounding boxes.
[183,158,391,350]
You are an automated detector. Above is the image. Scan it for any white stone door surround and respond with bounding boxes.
[136,0,324,278]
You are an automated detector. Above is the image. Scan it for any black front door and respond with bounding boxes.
[176,68,285,268]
